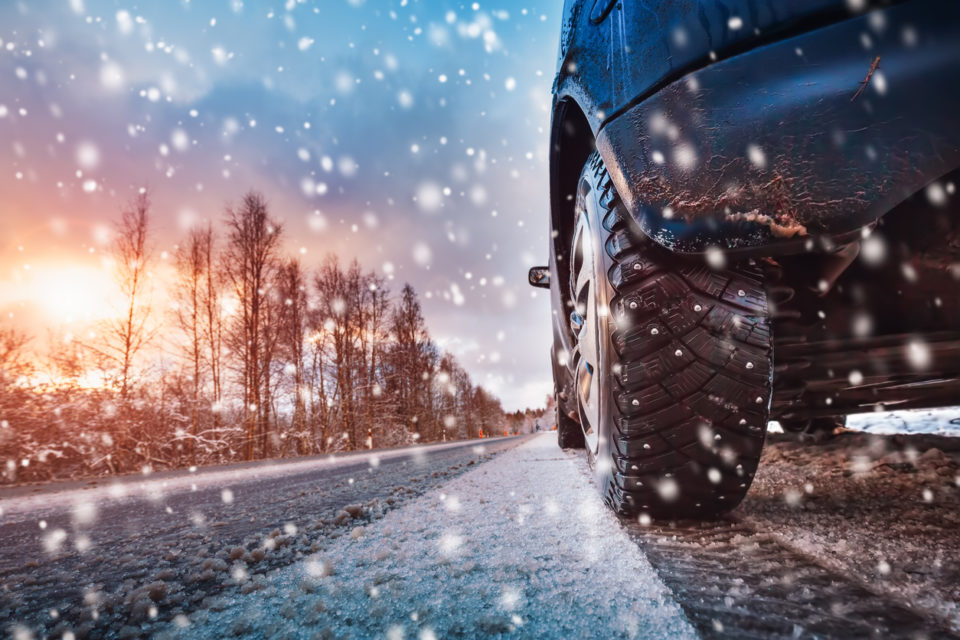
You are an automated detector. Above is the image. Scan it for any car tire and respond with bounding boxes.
[568,151,772,519]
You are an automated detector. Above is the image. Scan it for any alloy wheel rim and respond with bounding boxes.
[570,185,605,455]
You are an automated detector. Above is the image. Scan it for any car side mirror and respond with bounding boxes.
[528,266,551,289]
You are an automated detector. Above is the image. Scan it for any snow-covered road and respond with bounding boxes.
[0,437,526,639]
[0,437,517,520]
[3,426,959,639]
[178,434,696,639]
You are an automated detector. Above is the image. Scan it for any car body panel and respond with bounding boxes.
[553,0,960,253]
[556,0,860,131]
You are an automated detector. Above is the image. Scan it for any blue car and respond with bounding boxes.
[529,0,960,519]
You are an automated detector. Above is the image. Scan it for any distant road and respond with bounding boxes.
[0,436,529,638]
[0,436,522,516]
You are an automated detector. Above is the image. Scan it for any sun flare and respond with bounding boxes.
[12,263,119,325]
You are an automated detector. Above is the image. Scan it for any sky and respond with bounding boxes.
[0,0,560,411]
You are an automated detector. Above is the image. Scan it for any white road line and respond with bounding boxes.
[0,438,513,519]
[178,433,698,639]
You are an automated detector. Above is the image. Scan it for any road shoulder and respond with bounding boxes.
[176,433,697,639]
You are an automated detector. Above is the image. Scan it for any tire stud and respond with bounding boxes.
[565,154,772,517]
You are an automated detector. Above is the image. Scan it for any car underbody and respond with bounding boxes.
[769,176,960,423]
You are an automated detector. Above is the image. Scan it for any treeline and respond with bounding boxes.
[0,190,506,483]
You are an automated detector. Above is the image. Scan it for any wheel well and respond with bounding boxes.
[550,98,595,297]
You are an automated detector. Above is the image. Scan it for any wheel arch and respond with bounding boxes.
[547,97,596,426]
[549,97,595,297]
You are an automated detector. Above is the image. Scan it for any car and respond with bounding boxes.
[528,0,960,519]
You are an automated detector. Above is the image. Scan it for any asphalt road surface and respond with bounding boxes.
[2,426,959,639]
[0,437,524,639]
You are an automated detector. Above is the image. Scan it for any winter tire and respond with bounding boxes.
[567,151,773,519]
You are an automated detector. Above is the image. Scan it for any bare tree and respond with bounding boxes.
[311,258,396,451]
[0,328,33,451]
[277,259,309,453]
[198,225,225,446]
[305,322,331,452]
[313,257,354,449]
[106,191,154,400]
[0,327,31,380]
[87,191,156,469]
[387,283,432,438]
[260,281,283,455]
[224,191,283,460]
[173,227,210,461]
[360,276,390,448]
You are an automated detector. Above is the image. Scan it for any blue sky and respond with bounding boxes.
[0,0,561,410]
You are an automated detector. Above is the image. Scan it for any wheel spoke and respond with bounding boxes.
[571,194,602,452]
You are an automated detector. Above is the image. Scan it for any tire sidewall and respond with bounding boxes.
[567,152,773,518]
[576,165,621,502]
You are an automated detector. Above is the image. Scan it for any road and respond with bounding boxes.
[0,437,523,639]
[2,426,959,639]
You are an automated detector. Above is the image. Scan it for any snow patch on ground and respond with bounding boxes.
[770,406,960,437]
[173,434,697,639]
[846,406,960,436]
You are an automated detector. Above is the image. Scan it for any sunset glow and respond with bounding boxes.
[0,0,560,410]
[2,262,120,326]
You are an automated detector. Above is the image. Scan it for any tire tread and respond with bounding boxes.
[584,151,772,518]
